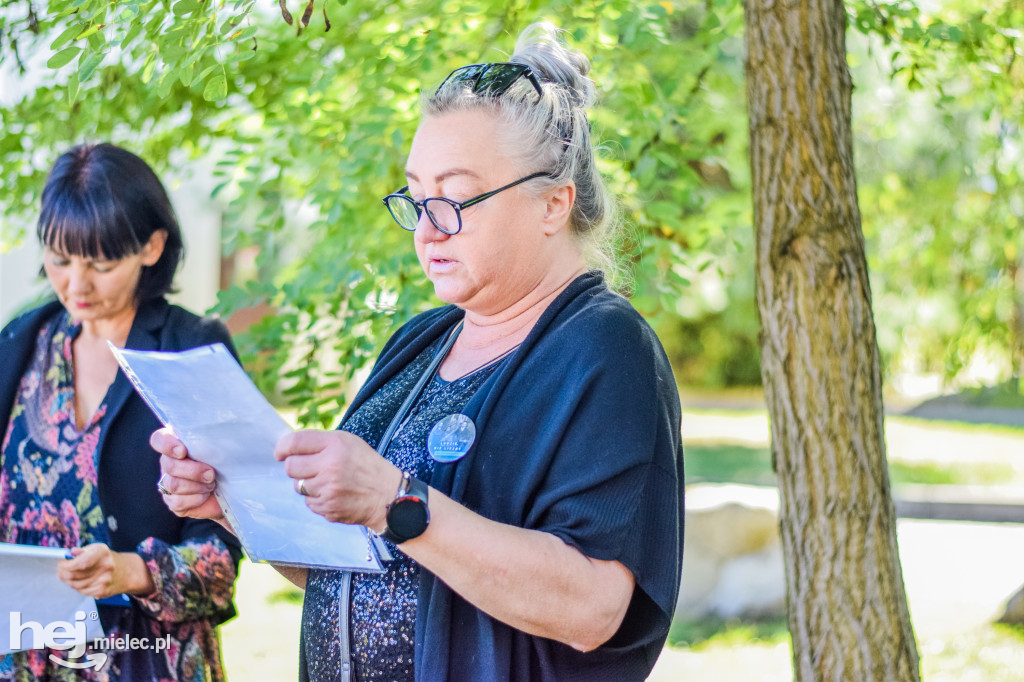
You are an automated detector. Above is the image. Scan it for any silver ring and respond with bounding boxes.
[296,478,309,496]
[157,474,171,496]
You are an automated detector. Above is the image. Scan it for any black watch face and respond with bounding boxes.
[388,497,429,538]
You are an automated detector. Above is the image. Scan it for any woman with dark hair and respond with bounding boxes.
[0,143,242,681]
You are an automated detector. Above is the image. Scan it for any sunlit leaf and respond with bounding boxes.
[203,72,227,100]
[47,46,81,68]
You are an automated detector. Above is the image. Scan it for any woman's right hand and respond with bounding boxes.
[150,427,225,521]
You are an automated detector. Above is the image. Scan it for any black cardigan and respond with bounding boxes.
[0,298,243,611]
[341,271,685,681]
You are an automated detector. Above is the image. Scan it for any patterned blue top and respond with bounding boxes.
[301,334,507,682]
[0,310,237,682]
[1,310,110,549]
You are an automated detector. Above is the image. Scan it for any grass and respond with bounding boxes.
[998,622,1024,643]
[684,443,1020,488]
[955,379,1024,409]
[917,624,1024,682]
[889,460,1017,486]
[668,616,790,649]
[656,621,1024,682]
[684,444,776,486]
[896,414,1024,438]
[268,585,304,605]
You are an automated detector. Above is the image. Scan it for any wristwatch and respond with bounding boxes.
[380,471,430,544]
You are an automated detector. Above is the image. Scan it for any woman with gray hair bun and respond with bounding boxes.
[154,21,684,681]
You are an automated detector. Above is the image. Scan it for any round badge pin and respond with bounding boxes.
[428,413,476,463]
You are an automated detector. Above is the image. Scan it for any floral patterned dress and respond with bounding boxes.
[0,311,237,682]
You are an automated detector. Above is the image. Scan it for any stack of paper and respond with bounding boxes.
[109,343,383,572]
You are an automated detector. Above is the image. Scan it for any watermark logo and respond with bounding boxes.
[8,611,172,670]
[9,610,106,670]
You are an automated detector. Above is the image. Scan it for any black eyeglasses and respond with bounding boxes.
[437,62,544,103]
[382,171,554,235]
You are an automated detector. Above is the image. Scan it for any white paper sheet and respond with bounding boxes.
[109,342,382,572]
[0,544,104,655]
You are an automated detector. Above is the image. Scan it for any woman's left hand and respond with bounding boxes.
[275,430,401,531]
[57,544,156,599]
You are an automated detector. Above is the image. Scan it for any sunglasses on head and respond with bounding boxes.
[437,62,544,103]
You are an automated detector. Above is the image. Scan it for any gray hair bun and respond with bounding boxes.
[512,22,596,110]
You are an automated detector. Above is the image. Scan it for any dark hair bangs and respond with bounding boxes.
[39,142,184,301]
[38,186,143,261]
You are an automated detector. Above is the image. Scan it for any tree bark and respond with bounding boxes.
[744,1,921,680]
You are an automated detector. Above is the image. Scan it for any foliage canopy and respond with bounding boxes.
[2,0,750,425]
[1,0,1020,423]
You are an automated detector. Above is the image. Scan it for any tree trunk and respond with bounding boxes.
[744,1,921,681]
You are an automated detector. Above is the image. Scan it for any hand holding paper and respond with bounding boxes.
[58,544,156,599]
[153,429,224,522]
[110,342,383,572]
[0,544,104,655]
[275,429,402,533]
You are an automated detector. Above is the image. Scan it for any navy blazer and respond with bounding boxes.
[0,298,243,609]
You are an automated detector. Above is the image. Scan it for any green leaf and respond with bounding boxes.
[50,24,83,51]
[121,21,142,47]
[47,46,81,69]
[78,52,104,81]
[144,13,164,37]
[76,23,104,40]
[67,73,81,102]
[211,180,231,198]
[157,69,176,98]
[197,64,218,81]
[140,53,156,83]
[227,25,258,42]
[162,42,187,61]
[203,73,228,101]
[173,0,201,15]
[227,47,257,62]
